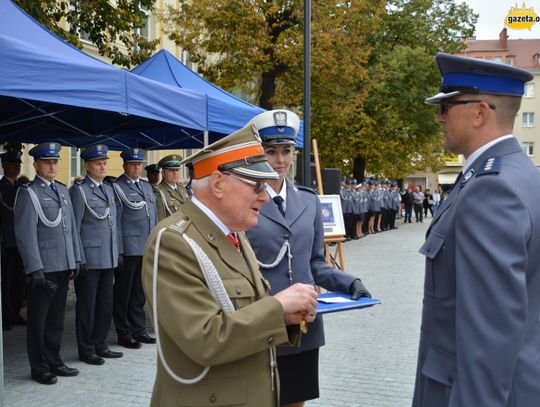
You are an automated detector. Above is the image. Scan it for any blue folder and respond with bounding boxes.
[317,292,381,315]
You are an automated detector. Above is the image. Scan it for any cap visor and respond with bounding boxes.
[425,91,462,105]
[229,161,279,180]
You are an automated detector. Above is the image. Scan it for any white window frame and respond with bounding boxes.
[522,142,535,157]
[522,112,535,128]
[525,83,534,98]
[70,147,83,182]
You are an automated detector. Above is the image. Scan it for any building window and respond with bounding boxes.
[525,83,534,97]
[70,147,84,182]
[506,57,514,65]
[134,7,150,44]
[522,112,535,127]
[493,56,502,63]
[522,142,535,156]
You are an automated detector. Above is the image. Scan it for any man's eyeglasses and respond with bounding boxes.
[224,172,267,194]
[439,100,496,115]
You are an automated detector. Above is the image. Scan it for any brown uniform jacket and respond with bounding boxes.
[142,199,298,407]
[154,181,189,221]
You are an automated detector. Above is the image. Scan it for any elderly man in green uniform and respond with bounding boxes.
[142,123,319,407]
[154,154,189,221]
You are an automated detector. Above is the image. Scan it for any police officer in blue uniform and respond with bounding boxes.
[145,163,160,187]
[70,145,123,365]
[246,110,372,406]
[413,53,540,406]
[14,142,83,385]
[113,148,157,348]
[0,151,26,330]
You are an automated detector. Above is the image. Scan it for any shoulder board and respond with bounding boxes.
[19,181,32,188]
[55,180,66,187]
[476,156,501,177]
[168,216,191,235]
[296,185,317,195]
[74,179,84,186]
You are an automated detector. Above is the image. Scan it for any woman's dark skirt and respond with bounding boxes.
[277,348,320,404]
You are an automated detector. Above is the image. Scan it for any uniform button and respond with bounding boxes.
[268,336,274,344]
[208,234,215,241]
[183,215,189,220]
[284,234,290,239]
[236,287,242,295]
[209,394,217,403]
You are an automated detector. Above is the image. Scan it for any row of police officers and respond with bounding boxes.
[340,178,401,239]
[2,143,185,385]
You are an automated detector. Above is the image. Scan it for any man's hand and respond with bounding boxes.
[72,263,88,280]
[350,279,372,300]
[274,283,318,326]
[30,270,46,288]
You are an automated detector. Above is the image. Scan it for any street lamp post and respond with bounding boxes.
[303,0,311,187]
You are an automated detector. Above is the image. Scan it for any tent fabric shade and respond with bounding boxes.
[131,49,305,148]
[0,0,209,150]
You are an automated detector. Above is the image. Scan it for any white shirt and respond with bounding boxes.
[87,175,104,188]
[191,196,232,237]
[37,175,53,187]
[463,134,514,173]
[265,180,288,212]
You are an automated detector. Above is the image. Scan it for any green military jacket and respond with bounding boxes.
[154,181,189,221]
[142,199,298,407]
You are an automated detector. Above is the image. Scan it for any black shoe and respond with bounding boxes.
[51,365,79,377]
[80,354,105,365]
[118,337,142,349]
[12,315,27,326]
[97,349,123,358]
[32,372,57,385]
[134,334,156,344]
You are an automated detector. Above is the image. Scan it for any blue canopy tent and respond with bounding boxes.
[0,0,210,150]
[131,50,304,147]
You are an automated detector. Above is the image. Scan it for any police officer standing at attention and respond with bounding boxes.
[154,154,189,221]
[0,151,26,330]
[14,142,83,385]
[113,148,157,349]
[413,53,540,406]
[145,164,160,187]
[70,145,123,365]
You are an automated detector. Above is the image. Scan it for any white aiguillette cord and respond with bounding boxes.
[152,221,234,384]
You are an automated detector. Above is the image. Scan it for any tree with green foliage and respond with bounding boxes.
[15,0,158,68]
[165,0,477,181]
[341,0,478,180]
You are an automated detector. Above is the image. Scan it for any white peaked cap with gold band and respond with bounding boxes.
[181,123,279,180]
[247,109,300,145]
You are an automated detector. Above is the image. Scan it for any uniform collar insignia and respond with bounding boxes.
[476,156,501,177]
[461,168,476,185]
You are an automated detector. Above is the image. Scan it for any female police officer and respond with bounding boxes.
[245,110,372,407]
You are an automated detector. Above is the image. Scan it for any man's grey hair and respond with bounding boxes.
[191,176,210,192]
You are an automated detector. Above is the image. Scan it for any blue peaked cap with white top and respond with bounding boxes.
[248,109,300,145]
[426,52,534,104]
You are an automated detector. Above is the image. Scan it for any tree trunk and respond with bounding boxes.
[353,156,366,182]
[259,70,277,110]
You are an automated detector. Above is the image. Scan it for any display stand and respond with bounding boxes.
[324,235,346,272]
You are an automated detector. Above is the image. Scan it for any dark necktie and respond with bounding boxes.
[227,233,240,249]
[50,182,59,199]
[135,180,143,192]
[98,184,108,201]
[273,195,285,217]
